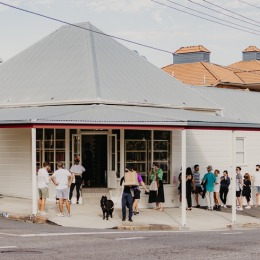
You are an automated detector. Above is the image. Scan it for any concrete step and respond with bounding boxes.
[82,188,110,193]
[81,192,110,198]
[82,197,111,203]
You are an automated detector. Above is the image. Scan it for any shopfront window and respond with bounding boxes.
[36,128,66,174]
[125,130,170,184]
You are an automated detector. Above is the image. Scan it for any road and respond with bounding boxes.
[0,218,259,259]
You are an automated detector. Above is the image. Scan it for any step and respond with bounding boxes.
[81,192,110,198]
[82,197,111,203]
[82,188,110,193]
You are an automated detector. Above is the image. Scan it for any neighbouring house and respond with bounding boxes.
[162,45,260,91]
[1,23,260,227]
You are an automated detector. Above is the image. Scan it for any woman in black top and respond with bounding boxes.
[242,173,251,209]
[186,167,193,210]
[220,170,230,208]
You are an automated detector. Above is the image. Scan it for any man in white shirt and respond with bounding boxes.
[51,161,73,217]
[252,164,260,207]
[38,161,50,215]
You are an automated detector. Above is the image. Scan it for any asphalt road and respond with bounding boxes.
[0,218,260,259]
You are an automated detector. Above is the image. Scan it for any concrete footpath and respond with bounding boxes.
[1,197,259,230]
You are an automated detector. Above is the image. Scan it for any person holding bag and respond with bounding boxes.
[148,162,165,211]
[69,157,85,204]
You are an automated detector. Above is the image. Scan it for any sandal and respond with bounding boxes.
[158,208,164,211]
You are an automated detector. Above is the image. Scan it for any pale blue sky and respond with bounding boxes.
[1,0,260,68]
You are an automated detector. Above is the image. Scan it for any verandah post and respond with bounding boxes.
[31,128,37,216]
[232,130,236,224]
[181,129,186,227]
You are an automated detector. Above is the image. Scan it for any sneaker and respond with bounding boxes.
[57,213,64,217]
[37,210,41,214]
[213,205,217,210]
[133,211,136,215]
[136,211,139,215]
[245,206,251,209]
[237,207,243,211]
[129,218,133,222]
[69,201,72,204]
[217,205,221,211]
[224,205,227,208]
[196,205,200,208]
[40,211,47,216]
[76,201,79,205]
[221,203,224,207]
[68,213,72,217]
[122,218,126,221]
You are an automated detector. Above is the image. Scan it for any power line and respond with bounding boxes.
[152,0,260,37]
[167,0,260,34]
[0,1,173,54]
[1,1,260,78]
[203,0,260,25]
[239,0,260,10]
[188,0,260,29]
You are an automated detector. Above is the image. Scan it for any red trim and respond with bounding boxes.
[0,123,260,132]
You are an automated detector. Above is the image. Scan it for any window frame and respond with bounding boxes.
[235,137,247,166]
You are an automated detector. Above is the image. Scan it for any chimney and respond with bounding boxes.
[173,45,210,65]
[242,46,260,61]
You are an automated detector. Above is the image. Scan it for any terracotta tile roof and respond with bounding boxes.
[162,62,242,86]
[174,45,211,54]
[235,71,260,83]
[242,46,260,53]
[229,60,260,71]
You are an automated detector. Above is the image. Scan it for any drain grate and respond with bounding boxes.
[1,250,42,255]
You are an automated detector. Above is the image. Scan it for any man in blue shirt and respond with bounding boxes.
[203,165,217,211]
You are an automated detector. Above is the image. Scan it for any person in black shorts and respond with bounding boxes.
[192,165,203,208]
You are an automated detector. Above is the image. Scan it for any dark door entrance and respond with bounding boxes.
[81,135,107,187]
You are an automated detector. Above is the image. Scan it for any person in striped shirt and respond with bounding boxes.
[193,165,203,208]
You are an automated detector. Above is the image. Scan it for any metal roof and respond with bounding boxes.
[190,86,260,123]
[0,104,258,128]
[0,22,218,110]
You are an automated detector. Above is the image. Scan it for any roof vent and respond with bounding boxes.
[242,46,260,61]
[173,45,210,65]
[133,50,148,60]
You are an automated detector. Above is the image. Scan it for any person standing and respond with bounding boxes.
[120,165,135,222]
[203,165,217,211]
[69,157,85,205]
[213,169,221,211]
[132,165,149,215]
[178,168,182,208]
[252,164,260,207]
[236,167,243,211]
[51,162,73,217]
[242,173,252,209]
[192,165,203,208]
[149,162,165,211]
[220,170,230,208]
[38,161,50,215]
[186,167,193,210]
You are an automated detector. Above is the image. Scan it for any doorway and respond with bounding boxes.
[81,135,107,187]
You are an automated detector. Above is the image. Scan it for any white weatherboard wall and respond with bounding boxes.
[0,128,32,198]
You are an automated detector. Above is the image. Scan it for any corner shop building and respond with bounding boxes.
[0,22,259,225]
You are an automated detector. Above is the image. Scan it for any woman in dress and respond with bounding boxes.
[242,173,252,209]
[213,169,221,211]
[148,162,165,211]
[186,167,193,210]
[69,157,85,204]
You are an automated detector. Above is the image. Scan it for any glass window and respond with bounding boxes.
[45,129,54,149]
[236,138,245,164]
[56,129,65,149]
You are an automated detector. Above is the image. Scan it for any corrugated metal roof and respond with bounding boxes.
[0,22,218,110]
[0,104,257,128]
[190,86,260,123]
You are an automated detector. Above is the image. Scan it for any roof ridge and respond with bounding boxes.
[233,72,246,83]
[200,62,220,81]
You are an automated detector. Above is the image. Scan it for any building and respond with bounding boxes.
[162,45,260,91]
[1,22,260,227]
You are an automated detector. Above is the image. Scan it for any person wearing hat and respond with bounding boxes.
[203,165,217,211]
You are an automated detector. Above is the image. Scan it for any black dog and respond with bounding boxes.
[100,196,114,220]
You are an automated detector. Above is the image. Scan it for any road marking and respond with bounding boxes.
[222,232,243,235]
[115,237,146,240]
[0,246,17,249]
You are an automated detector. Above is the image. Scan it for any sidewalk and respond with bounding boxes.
[1,197,259,230]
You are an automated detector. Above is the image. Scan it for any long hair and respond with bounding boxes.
[244,173,250,181]
[186,167,192,176]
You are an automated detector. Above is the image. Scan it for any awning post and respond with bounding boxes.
[232,130,236,224]
[31,128,37,216]
[181,129,186,227]
[120,129,125,179]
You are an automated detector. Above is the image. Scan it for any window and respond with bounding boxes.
[236,138,245,164]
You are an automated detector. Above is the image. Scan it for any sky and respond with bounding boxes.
[1,0,260,68]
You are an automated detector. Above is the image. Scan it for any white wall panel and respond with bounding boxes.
[0,128,32,198]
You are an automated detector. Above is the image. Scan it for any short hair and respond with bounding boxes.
[126,165,133,171]
[57,161,63,168]
[153,162,159,167]
[214,169,220,175]
[236,167,241,171]
[43,161,49,167]
[194,164,199,169]
[223,170,228,176]
[256,164,260,167]
[133,165,137,171]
